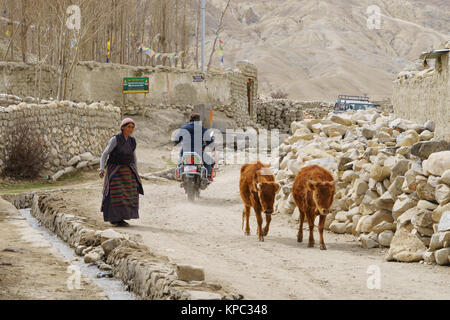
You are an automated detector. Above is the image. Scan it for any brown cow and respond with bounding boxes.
[293,165,335,250]
[240,161,280,242]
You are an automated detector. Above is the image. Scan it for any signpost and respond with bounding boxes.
[193,75,205,82]
[123,77,149,94]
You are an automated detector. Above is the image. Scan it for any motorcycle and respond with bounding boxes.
[175,132,216,202]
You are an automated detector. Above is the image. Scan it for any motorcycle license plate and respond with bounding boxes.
[184,165,197,173]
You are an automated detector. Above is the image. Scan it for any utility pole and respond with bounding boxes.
[201,0,205,73]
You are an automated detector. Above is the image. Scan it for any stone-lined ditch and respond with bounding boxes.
[2,190,237,300]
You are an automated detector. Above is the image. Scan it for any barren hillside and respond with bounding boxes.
[204,0,449,101]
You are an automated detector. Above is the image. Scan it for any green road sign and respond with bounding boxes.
[123,77,149,94]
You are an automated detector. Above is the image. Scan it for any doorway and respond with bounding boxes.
[247,78,254,118]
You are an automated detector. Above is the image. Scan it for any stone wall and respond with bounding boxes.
[0,101,120,175]
[1,191,235,300]
[392,50,449,141]
[0,61,259,129]
[256,99,333,133]
[0,62,57,99]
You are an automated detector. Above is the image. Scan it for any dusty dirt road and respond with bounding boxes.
[57,163,450,300]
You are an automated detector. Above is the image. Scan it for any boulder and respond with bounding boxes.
[390,160,409,180]
[76,161,89,169]
[422,151,450,176]
[429,231,450,251]
[330,114,353,126]
[370,164,391,182]
[396,130,419,147]
[372,221,396,234]
[378,230,394,247]
[330,221,347,234]
[438,211,450,232]
[440,170,450,185]
[435,184,450,205]
[80,152,95,161]
[100,229,124,243]
[427,175,441,188]
[434,248,450,266]
[374,191,394,210]
[176,264,205,281]
[84,247,104,263]
[361,234,379,249]
[417,200,438,211]
[388,176,405,199]
[401,169,417,193]
[322,124,347,137]
[419,130,434,141]
[433,203,450,223]
[362,127,376,139]
[411,209,433,228]
[390,118,410,132]
[51,170,65,181]
[423,251,435,263]
[416,182,436,201]
[64,166,76,174]
[392,196,417,220]
[411,141,450,160]
[360,210,393,233]
[424,120,435,132]
[354,179,369,195]
[101,238,122,256]
[386,227,426,262]
[342,170,358,183]
[397,207,418,227]
[334,211,348,222]
[338,157,353,171]
[68,155,82,166]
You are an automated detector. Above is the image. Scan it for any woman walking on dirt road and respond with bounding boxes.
[99,118,144,227]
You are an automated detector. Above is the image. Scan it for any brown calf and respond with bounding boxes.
[292,165,335,250]
[239,161,280,242]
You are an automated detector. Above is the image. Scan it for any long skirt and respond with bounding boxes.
[101,165,140,222]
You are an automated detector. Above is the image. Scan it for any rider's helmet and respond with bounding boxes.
[189,113,201,122]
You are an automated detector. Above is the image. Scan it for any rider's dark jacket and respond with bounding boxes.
[174,121,214,156]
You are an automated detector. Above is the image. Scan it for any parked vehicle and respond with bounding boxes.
[334,95,380,113]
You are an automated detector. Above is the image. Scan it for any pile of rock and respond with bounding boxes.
[272,108,450,265]
[51,152,100,181]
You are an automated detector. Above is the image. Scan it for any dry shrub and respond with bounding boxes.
[3,121,49,179]
[270,89,289,99]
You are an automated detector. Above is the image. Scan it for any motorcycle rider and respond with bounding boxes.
[173,113,215,181]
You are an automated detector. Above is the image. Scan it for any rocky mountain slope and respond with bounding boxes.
[204,0,449,101]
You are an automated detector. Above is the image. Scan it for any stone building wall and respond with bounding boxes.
[256,99,333,133]
[0,62,57,99]
[392,50,449,141]
[0,101,120,175]
[230,61,258,128]
[0,61,259,129]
